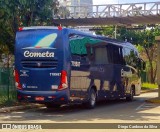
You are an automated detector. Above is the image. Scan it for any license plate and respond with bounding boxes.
[35,96,44,101]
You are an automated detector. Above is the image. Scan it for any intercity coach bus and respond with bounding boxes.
[14,26,144,109]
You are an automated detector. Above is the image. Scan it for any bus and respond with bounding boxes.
[14,26,144,109]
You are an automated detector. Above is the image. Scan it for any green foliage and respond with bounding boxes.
[136,44,143,52]
[142,83,158,89]
[95,26,115,37]
[0,0,55,54]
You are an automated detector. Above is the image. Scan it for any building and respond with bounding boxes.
[57,0,71,18]
[71,0,93,17]
[59,0,71,6]
[59,0,93,17]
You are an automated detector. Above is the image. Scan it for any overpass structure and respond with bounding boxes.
[53,2,160,26]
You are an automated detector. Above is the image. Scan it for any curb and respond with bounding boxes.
[145,97,160,104]
[0,104,44,113]
[141,88,158,94]
[142,89,160,104]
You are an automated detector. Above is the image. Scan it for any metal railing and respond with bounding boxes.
[55,2,160,19]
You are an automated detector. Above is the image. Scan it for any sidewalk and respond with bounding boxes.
[141,88,160,103]
[0,103,44,113]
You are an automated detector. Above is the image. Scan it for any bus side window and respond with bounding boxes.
[94,46,108,65]
[123,47,139,69]
[108,45,124,65]
[123,47,131,65]
[118,47,125,65]
[86,44,94,62]
[69,34,91,67]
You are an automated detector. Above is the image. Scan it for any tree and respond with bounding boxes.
[135,29,156,83]
[0,0,56,55]
[95,26,116,38]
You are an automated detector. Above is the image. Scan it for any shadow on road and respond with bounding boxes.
[0,96,160,122]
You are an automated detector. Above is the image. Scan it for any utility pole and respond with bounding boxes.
[114,25,117,39]
[155,36,160,99]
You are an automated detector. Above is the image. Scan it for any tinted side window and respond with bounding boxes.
[123,47,138,68]
[94,47,108,64]
[69,34,88,63]
[107,45,124,65]
[69,34,103,63]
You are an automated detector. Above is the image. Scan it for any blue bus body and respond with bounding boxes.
[15,27,142,108]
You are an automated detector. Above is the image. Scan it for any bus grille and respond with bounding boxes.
[21,60,58,68]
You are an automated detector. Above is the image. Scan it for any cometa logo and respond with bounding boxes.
[24,51,54,57]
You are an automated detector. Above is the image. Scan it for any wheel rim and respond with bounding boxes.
[91,92,96,106]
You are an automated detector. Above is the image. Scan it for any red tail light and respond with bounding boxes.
[58,25,62,30]
[18,27,23,31]
[14,70,22,90]
[58,70,68,90]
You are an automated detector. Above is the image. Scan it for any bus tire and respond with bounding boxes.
[45,103,61,109]
[85,88,96,109]
[126,87,134,101]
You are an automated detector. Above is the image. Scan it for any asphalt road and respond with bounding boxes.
[0,92,160,132]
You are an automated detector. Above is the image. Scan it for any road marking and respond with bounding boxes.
[136,102,160,111]
[135,102,146,111]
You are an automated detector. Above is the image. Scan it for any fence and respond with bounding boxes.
[0,67,17,105]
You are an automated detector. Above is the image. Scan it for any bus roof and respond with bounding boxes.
[65,28,136,49]
[20,26,137,50]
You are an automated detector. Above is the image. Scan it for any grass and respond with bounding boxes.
[146,97,160,103]
[142,83,158,90]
